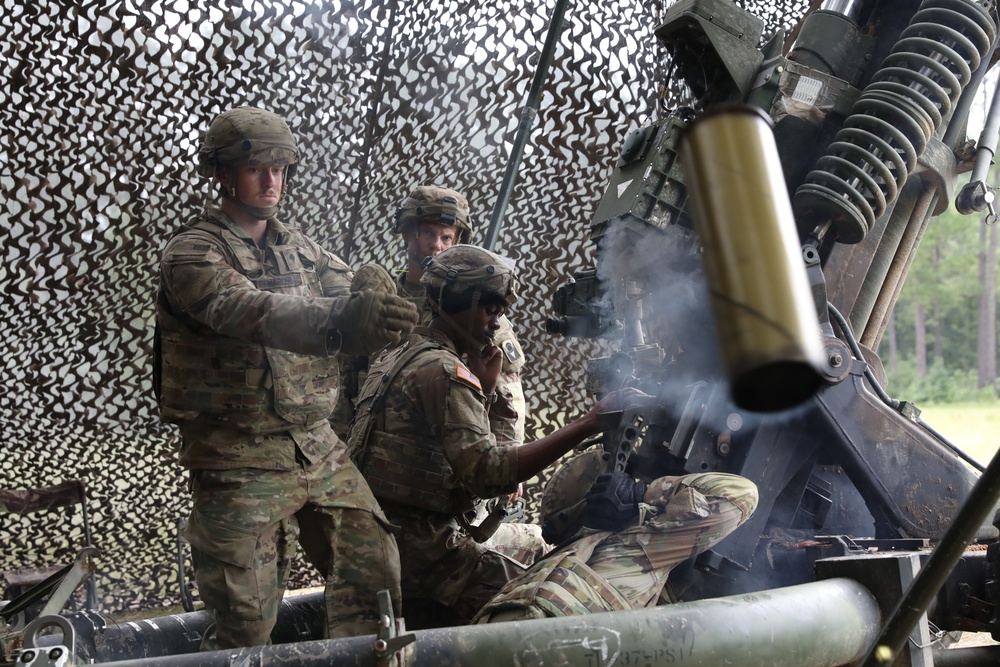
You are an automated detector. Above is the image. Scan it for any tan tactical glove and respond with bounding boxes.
[331,290,418,355]
[351,263,397,294]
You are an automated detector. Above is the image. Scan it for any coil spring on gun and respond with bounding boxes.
[793,0,997,244]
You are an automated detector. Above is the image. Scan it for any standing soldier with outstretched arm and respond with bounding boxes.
[155,106,418,649]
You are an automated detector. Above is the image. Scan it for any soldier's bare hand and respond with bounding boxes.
[468,343,502,394]
[508,483,524,504]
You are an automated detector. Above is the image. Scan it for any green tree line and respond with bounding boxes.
[879,172,999,404]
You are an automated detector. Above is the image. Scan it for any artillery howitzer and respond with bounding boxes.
[5,0,1000,664]
[546,0,1000,664]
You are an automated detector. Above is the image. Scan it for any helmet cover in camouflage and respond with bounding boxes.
[394,185,472,242]
[419,244,518,308]
[540,449,603,544]
[197,107,299,177]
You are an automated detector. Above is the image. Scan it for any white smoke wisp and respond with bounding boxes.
[594,219,815,429]
[594,220,728,416]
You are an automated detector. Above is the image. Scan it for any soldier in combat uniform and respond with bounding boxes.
[472,450,759,622]
[331,186,542,567]
[347,244,650,624]
[332,185,526,446]
[391,185,527,445]
[390,186,542,567]
[155,106,418,649]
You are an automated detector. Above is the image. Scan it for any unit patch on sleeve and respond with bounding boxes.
[502,338,521,363]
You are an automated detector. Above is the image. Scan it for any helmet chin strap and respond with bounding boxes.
[430,286,489,355]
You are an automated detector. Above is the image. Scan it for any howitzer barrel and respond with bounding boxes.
[32,592,324,663]
[98,578,879,667]
[932,645,1000,666]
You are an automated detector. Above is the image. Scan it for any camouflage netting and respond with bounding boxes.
[0,0,806,613]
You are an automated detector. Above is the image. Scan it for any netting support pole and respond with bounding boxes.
[483,0,572,251]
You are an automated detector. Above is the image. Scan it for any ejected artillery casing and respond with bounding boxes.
[679,105,825,412]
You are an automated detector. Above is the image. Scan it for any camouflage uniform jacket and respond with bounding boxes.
[396,273,526,445]
[157,208,352,470]
[348,327,519,511]
[472,472,759,621]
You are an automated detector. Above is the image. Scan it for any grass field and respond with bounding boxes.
[918,402,999,465]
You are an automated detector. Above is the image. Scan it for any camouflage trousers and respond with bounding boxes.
[474,472,759,623]
[381,501,541,623]
[185,447,400,649]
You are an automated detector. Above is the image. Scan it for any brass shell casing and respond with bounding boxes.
[679,106,824,411]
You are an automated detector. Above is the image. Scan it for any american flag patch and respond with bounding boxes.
[454,365,483,391]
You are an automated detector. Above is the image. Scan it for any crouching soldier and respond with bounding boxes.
[473,449,758,622]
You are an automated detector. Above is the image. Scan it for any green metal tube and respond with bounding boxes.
[932,645,1000,667]
[483,0,572,250]
[100,578,880,667]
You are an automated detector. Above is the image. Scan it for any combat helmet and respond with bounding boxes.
[197,107,299,217]
[394,185,472,243]
[420,244,518,310]
[540,449,604,545]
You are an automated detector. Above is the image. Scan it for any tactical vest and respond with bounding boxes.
[474,532,631,620]
[347,336,477,515]
[157,213,340,433]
